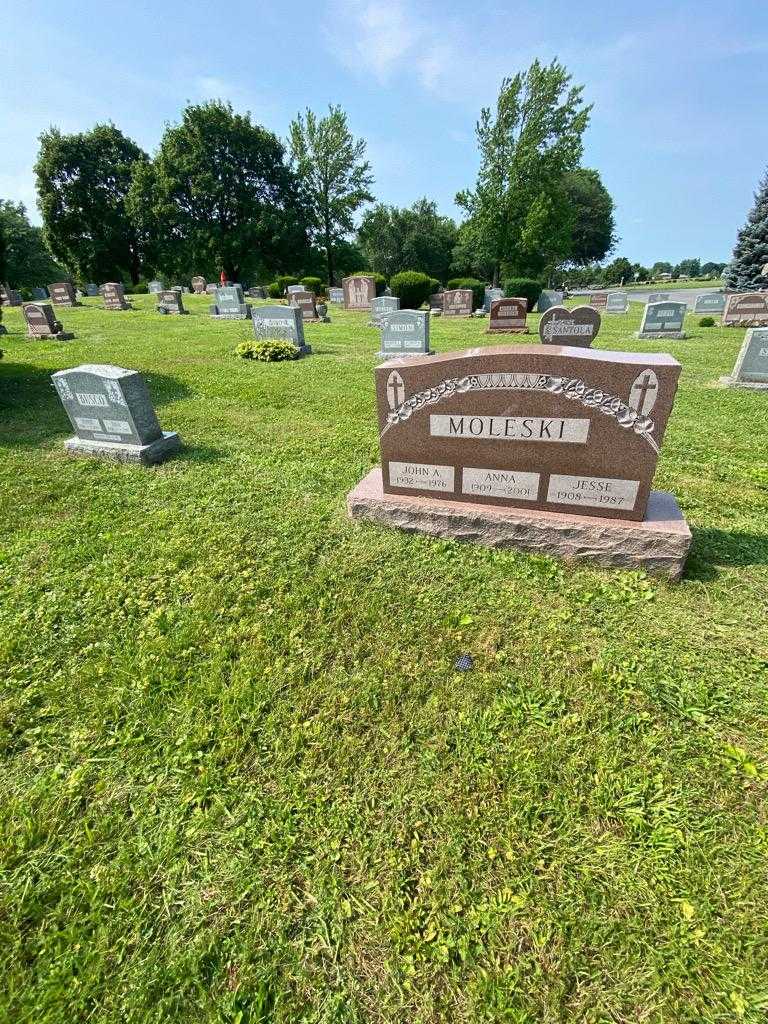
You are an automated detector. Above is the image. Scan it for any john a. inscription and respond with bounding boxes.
[375,345,681,522]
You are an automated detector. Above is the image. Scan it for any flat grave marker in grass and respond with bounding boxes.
[539,305,601,347]
[442,288,473,317]
[101,282,132,311]
[636,300,687,339]
[693,293,726,315]
[51,363,182,464]
[349,344,689,577]
[251,304,311,354]
[377,309,431,360]
[720,327,768,389]
[48,281,80,307]
[487,297,529,334]
[343,275,375,310]
[22,302,74,340]
[721,291,768,327]
[210,284,251,320]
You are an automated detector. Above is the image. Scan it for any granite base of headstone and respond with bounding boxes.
[211,284,251,319]
[636,301,687,340]
[51,364,181,465]
[346,344,690,579]
[251,305,311,355]
[719,328,768,390]
[23,302,74,340]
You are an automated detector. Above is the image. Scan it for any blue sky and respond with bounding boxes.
[2,0,768,266]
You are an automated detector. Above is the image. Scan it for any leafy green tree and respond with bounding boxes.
[675,258,701,278]
[35,124,148,283]
[0,201,65,288]
[358,199,457,281]
[0,213,6,286]
[450,218,495,281]
[651,261,673,277]
[456,59,591,283]
[632,262,650,282]
[603,256,633,285]
[727,168,768,290]
[701,261,726,278]
[129,102,308,282]
[289,105,374,285]
[562,168,617,266]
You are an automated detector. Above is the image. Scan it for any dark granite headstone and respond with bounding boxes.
[86,283,99,297]
[157,289,187,315]
[487,297,528,334]
[377,310,431,359]
[636,301,686,339]
[647,292,670,304]
[539,306,601,347]
[101,282,132,310]
[32,287,49,300]
[429,293,444,311]
[23,302,74,340]
[48,282,81,307]
[246,286,267,299]
[51,364,181,464]
[290,290,319,321]
[0,283,21,306]
[442,289,473,317]
[210,284,251,319]
[251,305,311,354]
[721,292,768,327]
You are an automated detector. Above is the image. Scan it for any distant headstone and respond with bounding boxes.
[539,306,601,347]
[0,283,21,306]
[23,302,74,340]
[246,286,267,299]
[343,275,376,310]
[721,292,768,327]
[442,289,473,317]
[0,307,5,335]
[205,283,218,295]
[693,293,725,315]
[377,310,431,359]
[286,284,305,295]
[31,287,48,300]
[51,364,182,464]
[290,289,319,321]
[487,297,528,334]
[720,328,768,389]
[429,293,444,310]
[328,287,344,304]
[86,283,99,297]
[605,292,629,313]
[210,284,251,319]
[191,276,207,294]
[647,292,670,304]
[588,292,608,309]
[370,295,400,326]
[101,282,132,310]
[537,290,563,313]
[156,289,187,315]
[636,301,687,339]
[148,280,164,294]
[251,305,311,355]
[49,282,81,307]
[483,286,504,313]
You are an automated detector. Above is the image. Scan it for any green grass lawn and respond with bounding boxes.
[1,295,767,1024]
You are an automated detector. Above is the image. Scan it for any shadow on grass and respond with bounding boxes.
[685,526,768,580]
[0,361,191,449]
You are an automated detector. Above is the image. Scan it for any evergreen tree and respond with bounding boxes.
[727,168,768,290]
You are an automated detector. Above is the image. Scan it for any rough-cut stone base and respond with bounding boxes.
[718,375,768,390]
[485,327,529,334]
[376,350,433,359]
[635,331,687,339]
[28,331,74,341]
[347,468,692,580]
[64,431,182,466]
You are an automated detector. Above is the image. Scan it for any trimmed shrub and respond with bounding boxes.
[698,316,716,327]
[351,271,387,296]
[389,271,433,310]
[447,277,484,310]
[301,276,324,296]
[266,281,283,299]
[235,340,300,362]
[125,280,149,294]
[427,277,440,295]
[276,275,300,294]
[502,278,542,311]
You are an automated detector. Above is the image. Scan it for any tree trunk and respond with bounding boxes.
[129,244,141,285]
[325,222,334,286]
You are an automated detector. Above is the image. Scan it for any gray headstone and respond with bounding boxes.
[148,280,164,294]
[377,310,431,360]
[251,305,310,354]
[32,287,49,300]
[86,283,99,297]
[23,302,74,340]
[0,283,21,306]
[205,283,218,295]
[286,284,305,295]
[605,292,629,313]
[210,284,251,319]
[537,290,564,313]
[647,292,671,304]
[637,301,687,339]
[48,281,80,307]
[483,287,504,312]
[246,286,267,299]
[328,287,344,304]
[370,295,400,326]
[157,289,187,315]
[51,364,181,464]
[693,293,726,315]
[723,328,768,387]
